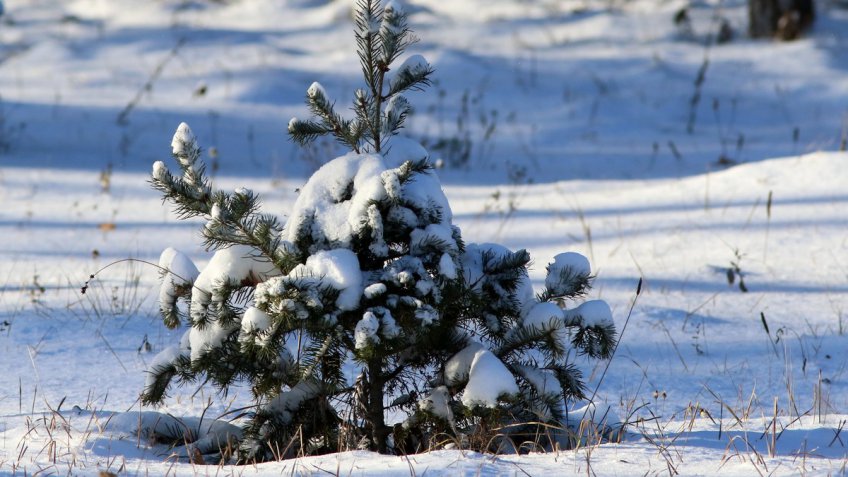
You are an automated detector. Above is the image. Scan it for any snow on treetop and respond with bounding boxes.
[287,249,363,311]
[354,311,380,349]
[461,348,519,408]
[239,306,271,346]
[307,81,326,99]
[364,282,387,299]
[418,386,453,421]
[171,122,196,156]
[283,153,387,251]
[384,0,402,14]
[410,223,457,255]
[380,1,404,35]
[158,247,199,285]
[395,54,429,76]
[520,301,564,331]
[461,243,535,312]
[188,245,280,362]
[564,300,614,328]
[283,151,453,256]
[157,247,199,327]
[384,135,428,167]
[545,252,591,297]
[396,163,452,225]
[287,117,300,132]
[516,365,563,400]
[547,252,590,280]
[444,341,484,386]
[152,161,168,182]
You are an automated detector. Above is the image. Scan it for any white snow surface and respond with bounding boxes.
[2,0,848,474]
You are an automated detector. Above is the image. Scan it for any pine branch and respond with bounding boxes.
[288,118,334,147]
[496,319,567,361]
[570,323,617,359]
[386,60,434,98]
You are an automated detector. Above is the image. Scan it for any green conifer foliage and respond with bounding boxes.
[145,0,616,463]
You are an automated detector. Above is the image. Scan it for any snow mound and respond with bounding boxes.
[103,410,241,457]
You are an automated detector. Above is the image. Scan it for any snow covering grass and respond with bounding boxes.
[1,0,848,475]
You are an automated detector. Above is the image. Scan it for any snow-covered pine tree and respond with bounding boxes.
[144,0,616,463]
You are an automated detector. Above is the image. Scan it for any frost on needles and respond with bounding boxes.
[144,0,617,463]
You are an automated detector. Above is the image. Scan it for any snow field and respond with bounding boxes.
[0,0,847,474]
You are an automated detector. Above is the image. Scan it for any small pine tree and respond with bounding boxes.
[145,0,616,462]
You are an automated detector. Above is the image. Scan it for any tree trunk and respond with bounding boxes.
[749,0,781,37]
[749,0,815,40]
[367,358,389,453]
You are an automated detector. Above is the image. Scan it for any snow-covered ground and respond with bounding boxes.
[1,0,847,475]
